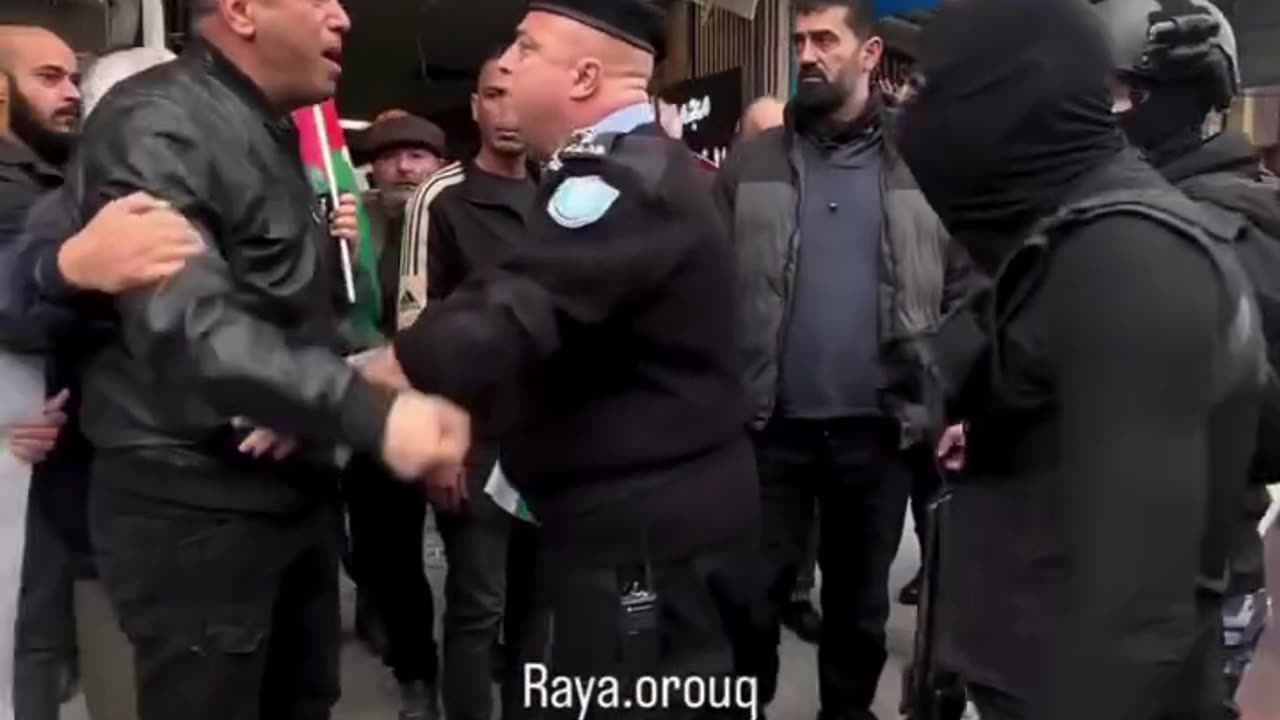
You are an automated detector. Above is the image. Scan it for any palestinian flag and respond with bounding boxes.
[485,464,538,525]
[292,100,382,340]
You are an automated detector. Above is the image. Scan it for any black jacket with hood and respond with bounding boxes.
[898,1,1264,718]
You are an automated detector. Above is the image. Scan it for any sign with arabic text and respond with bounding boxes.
[660,67,743,169]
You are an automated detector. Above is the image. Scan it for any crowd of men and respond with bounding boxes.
[0,0,1277,719]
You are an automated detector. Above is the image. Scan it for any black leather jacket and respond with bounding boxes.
[64,43,392,510]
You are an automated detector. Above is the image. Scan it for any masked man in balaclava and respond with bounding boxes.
[898,0,1266,718]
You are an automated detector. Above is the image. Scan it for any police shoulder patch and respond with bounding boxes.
[547,175,620,229]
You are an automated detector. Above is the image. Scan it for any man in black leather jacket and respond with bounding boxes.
[56,1,471,718]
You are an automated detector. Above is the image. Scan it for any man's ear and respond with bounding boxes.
[471,92,480,124]
[861,36,884,75]
[220,0,258,39]
[568,57,602,102]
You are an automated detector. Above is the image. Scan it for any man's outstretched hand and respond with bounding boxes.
[381,391,471,485]
[57,192,203,293]
[232,388,469,485]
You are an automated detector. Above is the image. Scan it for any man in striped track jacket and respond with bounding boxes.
[398,49,540,720]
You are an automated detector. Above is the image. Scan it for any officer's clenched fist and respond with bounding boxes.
[380,390,471,482]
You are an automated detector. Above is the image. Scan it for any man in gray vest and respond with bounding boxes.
[714,1,969,716]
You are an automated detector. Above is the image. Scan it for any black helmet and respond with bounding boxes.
[1091,0,1240,111]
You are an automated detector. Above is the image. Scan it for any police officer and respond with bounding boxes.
[1093,1,1279,712]
[370,0,760,713]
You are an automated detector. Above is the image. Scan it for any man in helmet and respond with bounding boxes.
[1094,1,1279,711]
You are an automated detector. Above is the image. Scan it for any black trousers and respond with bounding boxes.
[435,449,511,720]
[342,454,438,685]
[525,539,759,720]
[964,604,1227,720]
[792,518,819,602]
[754,418,911,720]
[501,519,546,720]
[14,483,78,720]
[89,462,342,720]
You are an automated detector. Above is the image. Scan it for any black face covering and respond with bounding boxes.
[1118,80,1211,165]
[898,0,1125,274]
[8,80,78,167]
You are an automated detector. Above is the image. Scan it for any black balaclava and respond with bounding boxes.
[898,0,1126,275]
[1118,79,1212,166]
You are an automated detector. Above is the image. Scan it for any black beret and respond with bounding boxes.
[352,112,447,167]
[527,0,668,61]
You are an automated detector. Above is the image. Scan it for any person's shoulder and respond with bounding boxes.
[0,184,36,237]
[1057,211,1206,257]
[604,131,689,192]
[80,81,191,147]
[1048,211,1223,316]
[542,170,627,231]
[0,157,48,221]
[719,126,788,182]
[0,160,34,191]
[737,125,789,155]
[548,130,670,204]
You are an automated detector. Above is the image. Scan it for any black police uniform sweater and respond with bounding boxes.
[394,124,757,565]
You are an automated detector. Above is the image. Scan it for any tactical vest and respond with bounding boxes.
[990,188,1267,595]
[1176,170,1280,487]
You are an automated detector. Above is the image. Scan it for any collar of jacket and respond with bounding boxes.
[785,89,883,147]
[783,92,907,171]
[181,40,295,140]
[0,133,63,185]
[1156,131,1263,186]
[461,159,534,210]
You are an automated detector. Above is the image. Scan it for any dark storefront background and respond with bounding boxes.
[662,67,744,168]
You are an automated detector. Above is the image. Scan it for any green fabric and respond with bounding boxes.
[306,157,382,341]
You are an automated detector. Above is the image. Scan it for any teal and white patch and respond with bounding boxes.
[547,175,619,229]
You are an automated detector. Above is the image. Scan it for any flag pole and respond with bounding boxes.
[312,103,357,304]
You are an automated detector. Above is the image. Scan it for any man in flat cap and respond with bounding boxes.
[361,0,762,715]
[343,107,449,720]
[354,110,448,320]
